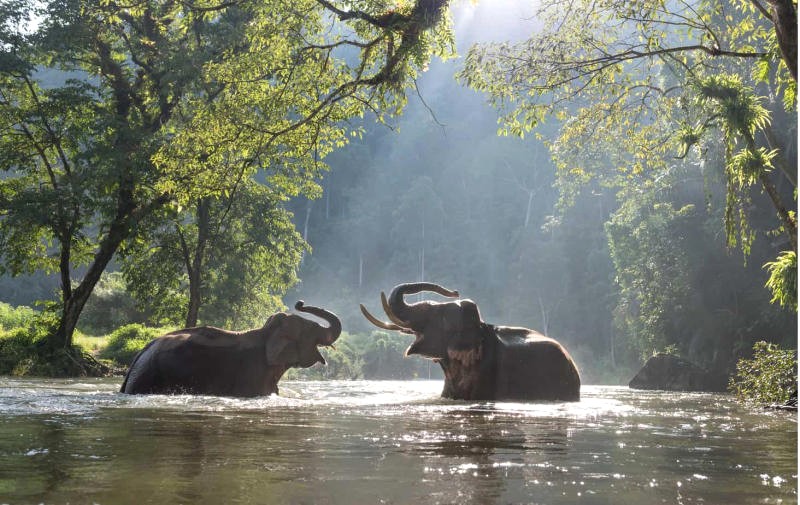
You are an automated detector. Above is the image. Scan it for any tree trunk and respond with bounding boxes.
[763,125,797,187]
[744,131,798,250]
[303,201,313,242]
[58,235,72,306]
[183,198,211,328]
[768,0,798,81]
[358,253,364,289]
[51,217,131,348]
[419,219,425,288]
[185,273,201,328]
[300,201,313,264]
[610,331,616,368]
[758,170,797,250]
[325,180,331,220]
[524,190,533,228]
[537,295,549,335]
[49,158,172,348]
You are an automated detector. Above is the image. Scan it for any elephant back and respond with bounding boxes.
[493,327,580,401]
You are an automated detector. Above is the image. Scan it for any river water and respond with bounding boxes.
[0,378,795,504]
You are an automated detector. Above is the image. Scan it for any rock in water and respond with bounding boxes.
[629,353,727,392]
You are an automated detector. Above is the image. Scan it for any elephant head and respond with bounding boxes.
[120,300,342,397]
[360,283,581,402]
[265,300,342,369]
[360,282,485,362]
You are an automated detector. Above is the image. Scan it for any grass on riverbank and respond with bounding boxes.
[1,303,170,376]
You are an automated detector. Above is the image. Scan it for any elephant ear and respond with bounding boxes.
[263,313,299,366]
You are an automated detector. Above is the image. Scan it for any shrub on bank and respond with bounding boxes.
[78,272,151,335]
[0,302,38,332]
[0,324,108,377]
[99,324,171,366]
[729,341,797,406]
[0,327,39,375]
[0,303,162,375]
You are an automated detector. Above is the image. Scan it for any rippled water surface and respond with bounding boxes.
[0,378,796,504]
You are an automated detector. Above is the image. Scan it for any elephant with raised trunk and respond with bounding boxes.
[120,301,341,397]
[361,283,580,401]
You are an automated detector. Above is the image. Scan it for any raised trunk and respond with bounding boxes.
[387,282,459,323]
[294,301,342,345]
[524,189,533,228]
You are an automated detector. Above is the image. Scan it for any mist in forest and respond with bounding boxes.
[285,0,797,382]
[288,1,547,324]
[0,0,794,383]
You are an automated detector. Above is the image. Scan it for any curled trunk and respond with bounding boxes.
[387,282,459,323]
[294,301,342,345]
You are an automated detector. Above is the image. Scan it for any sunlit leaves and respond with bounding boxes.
[121,182,306,327]
[728,147,776,186]
[693,74,771,136]
[461,0,796,266]
[729,340,797,405]
[606,192,696,358]
[763,250,797,311]
[0,0,455,342]
[153,0,454,204]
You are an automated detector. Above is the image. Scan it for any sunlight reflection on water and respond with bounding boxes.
[0,378,796,505]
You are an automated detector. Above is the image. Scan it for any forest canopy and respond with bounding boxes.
[0,0,453,359]
[0,0,795,383]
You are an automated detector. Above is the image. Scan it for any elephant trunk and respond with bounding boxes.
[387,282,460,323]
[295,301,342,346]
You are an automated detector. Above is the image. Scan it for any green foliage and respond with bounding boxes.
[456,0,797,375]
[688,74,787,255]
[72,331,110,354]
[0,0,454,351]
[0,302,37,332]
[98,324,171,366]
[764,251,797,311]
[287,28,794,382]
[0,327,41,375]
[0,317,107,376]
[460,0,797,257]
[287,332,364,380]
[286,331,439,380]
[659,344,680,357]
[78,272,149,335]
[729,341,797,406]
[606,190,696,359]
[121,182,305,328]
[0,300,57,375]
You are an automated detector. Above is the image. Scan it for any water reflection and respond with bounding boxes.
[0,379,795,505]
[403,406,574,504]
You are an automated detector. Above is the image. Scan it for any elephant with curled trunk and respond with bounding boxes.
[361,283,580,402]
[120,301,341,397]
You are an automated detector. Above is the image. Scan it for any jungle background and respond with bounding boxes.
[0,0,796,385]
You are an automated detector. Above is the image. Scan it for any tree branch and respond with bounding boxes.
[750,0,773,19]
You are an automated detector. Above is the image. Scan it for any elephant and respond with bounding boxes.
[360,282,580,402]
[120,301,341,397]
